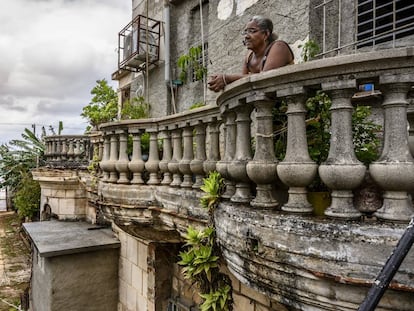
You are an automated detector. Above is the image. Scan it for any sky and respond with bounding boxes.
[0,0,131,144]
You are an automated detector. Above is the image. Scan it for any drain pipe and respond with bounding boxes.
[164,0,176,113]
[164,0,170,83]
[358,216,414,311]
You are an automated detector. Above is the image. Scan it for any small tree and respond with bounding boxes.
[81,79,118,130]
[0,128,44,218]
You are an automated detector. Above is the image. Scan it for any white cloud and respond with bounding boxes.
[0,0,130,144]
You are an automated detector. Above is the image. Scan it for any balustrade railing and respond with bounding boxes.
[44,135,91,169]
[55,47,414,223]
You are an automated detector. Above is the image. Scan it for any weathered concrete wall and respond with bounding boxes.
[31,248,119,311]
[32,169,87,221]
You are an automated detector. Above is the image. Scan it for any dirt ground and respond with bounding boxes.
[0,212,31,311]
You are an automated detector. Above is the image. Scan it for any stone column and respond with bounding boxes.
[67,139,75,162]
[203,119,220,175]
[168,128,183,187]
[115,130,130,184]
[370,79,414,222]
[128,129,145,184]
[227,104,254,203]
[145,129,160,185]
[319,81,366,219]
[61,138,68,162]
[179,124,194,188]
[107,132,119,183]
[100,134,111,182]
[246,93,279,208]
[190,122,207,188]
[277,90,317,212]
[159,129,173,185]
[216,112,236,199]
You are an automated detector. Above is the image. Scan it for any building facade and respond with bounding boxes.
[28,1,414,311]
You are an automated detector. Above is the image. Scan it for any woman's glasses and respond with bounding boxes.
[241,28,262,35]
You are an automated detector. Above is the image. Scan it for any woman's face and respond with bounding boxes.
[242,20,268,50]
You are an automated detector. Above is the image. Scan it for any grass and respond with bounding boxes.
[0,213,31,311]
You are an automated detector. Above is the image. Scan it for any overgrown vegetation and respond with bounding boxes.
[0,128,44,219]
[120,96,150,120]
[177,45,207,83]
[80,79,118,130]
[178,172,233,311]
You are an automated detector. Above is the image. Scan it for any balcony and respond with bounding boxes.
[113,14,161,78]
[42,47,414,310]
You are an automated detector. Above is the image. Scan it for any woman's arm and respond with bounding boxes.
[207,56,250,92]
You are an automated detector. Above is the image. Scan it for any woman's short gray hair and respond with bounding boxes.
[250,15,278,42]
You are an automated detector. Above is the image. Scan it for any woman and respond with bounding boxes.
[208,16,294,92]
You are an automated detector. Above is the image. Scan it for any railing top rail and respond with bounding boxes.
[44,135,90,140]
[217,46,414,106]
[99,104,221,132]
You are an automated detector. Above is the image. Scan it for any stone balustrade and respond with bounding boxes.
[44,135,91,169]
[96,47,414,223]
[39,47,414,310]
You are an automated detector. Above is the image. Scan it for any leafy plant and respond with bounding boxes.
[200,284,232,311]
[121,96,150,120]
[13,171,40,220]
[177,45,207,83]
[0,128,44,219]
[178,172,232,311]
[190,102,206,110]
[80,79,118,130]
[200,171,224,212]
[299,39,320,62]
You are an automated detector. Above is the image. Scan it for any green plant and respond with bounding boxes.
[80,79,118,130]
[299,39,320,62]
[12,171,40,220]
[189,102,206,110]
[273,91,381,191]
[178,171,232,311]
[177,45,207,83]
[121,96,150,120]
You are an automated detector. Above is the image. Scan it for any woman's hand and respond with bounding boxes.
[208,74,226,92]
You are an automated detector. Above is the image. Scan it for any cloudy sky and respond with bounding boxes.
[0,0,130,144]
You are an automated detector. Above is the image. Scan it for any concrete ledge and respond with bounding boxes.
[23,221,120,257]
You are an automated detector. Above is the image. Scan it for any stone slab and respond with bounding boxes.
[23,220,120,257]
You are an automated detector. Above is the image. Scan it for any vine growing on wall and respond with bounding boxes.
[177,45,207,83]
[178,171,233,311]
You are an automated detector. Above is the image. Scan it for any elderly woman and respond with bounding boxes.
[208,16,294,92]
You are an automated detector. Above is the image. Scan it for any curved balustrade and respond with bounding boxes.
[40,47,414,310]
[44,135,91,169]
[96,47,414,224]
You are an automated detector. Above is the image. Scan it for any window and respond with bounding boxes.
[191,42,208,82]
[357,0,414,48]
[167,299,196,311]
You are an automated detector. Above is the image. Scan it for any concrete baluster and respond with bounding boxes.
[100,134,111,182]
[179,124,194,188]
[319,80,366,219]
[145,129,160,185]
[115,129,130,184]
[159,129,173,185]
[128,129,145,184]
[107,132,119,183]
[246,92,279,208]
[203,119,220,175]
[216,112,236,199]
[370,79,414,222]
[227,104,254,203]
[190,122,207,188]
[168,128,183,187]
[277,89,317,213]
